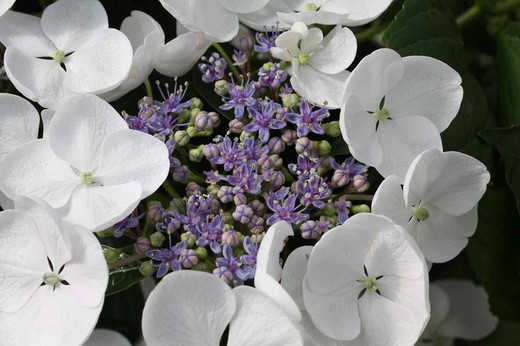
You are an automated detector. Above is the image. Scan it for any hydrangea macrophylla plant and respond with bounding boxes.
[141,270,303,346]
[0,0,133,109]
[372,149,490,263]
[0,93,41,209]
[0,0,14,17]
[339,48,463,181]
[417,280,498,346]
[100,11,165,102]
[159,0,270,42]
[271,22,356,108]
[303,213,430,345]
[277,0,394,26]
[0,94,170,232]
[0,197,108,345]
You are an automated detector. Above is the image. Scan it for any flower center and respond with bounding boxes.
[412,206,429,221]
[43,272,62,287]
[52,49,66,63]
[298,53,311,65]
[376,108,391,121]
[80,171,94,185]
[362,277,379,292]
[305,3,318,11]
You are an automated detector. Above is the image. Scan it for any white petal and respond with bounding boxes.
[229,286,303,346]
[239,0,292,31]
[64,29,133,94]
[0,11,54,56]
[310,25,356,74]
[376,116,443,182]
[4,47,77,109]
[340,94,381,166]
[255,221,294,281]
[85,329,131,346]
[0,139,79,208]
[48,94,128,172]
[285,0,327,11]
[291,66,349,109]
[142,271,235,346]
[254,271,302,323]
[218,0,269,14]
[277,10,349,26]
[281,245,313,311]
[436,280,498,340]
[0,210,47,313]
[0,93,40,160]
[274,30,302,57]
[121,11,164,52]
[323,0,394,27]
[343,48,405,112]
[61,182,142,232]
[301,27,323,53]
[95,130,170,198]
[421,283,450,340]
[0,191,14,210]
[41,110,55,139]
[413,206,477,263]
[41,0,108,52]
[155,32,211,77]
[299,311,341,346]
[0,0,15,17]
[385,56,463,131]
[372,175,411,227]
[159,0,238,42]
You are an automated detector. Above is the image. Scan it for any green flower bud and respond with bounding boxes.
[315,140,331,156]
[139,261,156,277]
[207,183,220,196]
[214,80,228,96]
[179,108,191,123]
[96,228,114,238]
[174,130,190,146]
[150,231,166,247]
[189,144,205,162]
[322,121,341,137]
[322,204,336,217]
[262,61,274,70]
[197,128,214,137]
[270,154,283,168]
[181,231,197,248]
[190,97,203,110]
[223,212,234,224]
[196,247,208,259]
[104,248,120,264]
[282,93,300,108]
[186,126,199,137]
[190,108,201,123]
[351,204,371,214]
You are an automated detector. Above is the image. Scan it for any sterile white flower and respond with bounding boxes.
[278,0,394,26]
[340,48,463,181]
[271,22,356,108]
[372,149,490,263]
[0,196,108,345]
[100,11,165,102]
[303,213,430,345]
[0,94,170,232]
[417,280,498,346]
[0,0,14,17]
[159,0,270,43]
[0,0,133,109]
[0,93,41,209]
[84,329,131,346]
[238,0,292,31]
[141,270,303,346]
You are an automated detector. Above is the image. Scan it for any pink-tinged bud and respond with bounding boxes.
[300,220,319,240]
[186,182,202,196]
[247,215,264,232]
[258,154,274,170]
[213,266,234,285]
[248,200,265,216]
[147,202,164,222]
[222,230,240,247]
[218,186,234,203]
[195,113,213,131]
[179,249,198,268]
[295,137,315,155]
[251,232,264,243]
[268,136,286,154]
[270,171,285,189]
[203,143,220,160]
[282,129,297,145]
[229,119,244,133]
[135,236,152,254]
[208,112,220,128]
[352,175,369,192]
[233,204,254,224]
[332,170,350,188]
[239,36,254,52]
[172,166,189,183]
[234,193,247,206]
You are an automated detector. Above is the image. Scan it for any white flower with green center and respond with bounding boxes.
[0,0,14,17]
[0,197,107,345]
[372,149,490,263]
[0,0,133,109]
[0,94,170,232]
[340,48,463,181]
[417,280,498,346]
[278,0,394,26]
[270,22,357,108]
[303,213,430,345]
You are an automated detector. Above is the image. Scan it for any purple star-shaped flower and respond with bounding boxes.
[243,101,286,143]
[220,79,257,119]
[285,100,329,137]
[266,188,309,225]
[146,241,187,278]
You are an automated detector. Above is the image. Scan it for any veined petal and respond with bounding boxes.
[285,0,327,11]
[277,10,349,26]
[218,0,269,14]
[0,139,79,208]
[0,11,54,57]
[121,10,164,52]
[420,283,450,341]
[310,25,356,74]
[372,175,412,227]
[301,27,323,53]
[255,221,293,281]
[142,271,235,346]
[0,93,40,160]
[228,286,303,346]
[60,182,142,232]
[290,66,349,109]
[385,56,463,131]
[323,0,394,27]
[95,130,170,198]
[64,29,133,94]
[274,30,302,57]
[299,312,341,346]
[281,245,313,311]
[239,0,292,31]
[41,0,108,52]
[85,329,131,346]
[48,94,128,172]
[155,32,211,77]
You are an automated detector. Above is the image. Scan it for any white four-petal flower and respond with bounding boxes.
[0,94,170,232]
[303,213,430,345]
[271,22,356,108]
[0,0,133,109]
[372,148,490,263]
[0,197,108,345]
[340,48,463,181]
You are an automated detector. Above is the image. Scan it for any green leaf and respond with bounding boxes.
[383,0,467,73]
[480,125,520,213]
[106,266,144,296]
[466,185,520,320]
[497,24,520,126]
[329,137,350,156]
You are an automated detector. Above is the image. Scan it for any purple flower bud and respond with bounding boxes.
[203,143,220,160]
[257,154,274,170]
[213,266,234,285]
[248,200,266,216]
[247,215,264,232]
[208,112,220,127]
[270,171,285,189]
[269,154,283,168]
[218,186,235,203]
[172,165,189,183]
[179,249,198,268]
[332,169,350,188]
[229,119,244,133]
[135,236,152,254]
[267,136,286,154]
[233,204,254,224]
[282,129,297,145]
[195,113,213,131]
[295,137,315,155]
[186,182,202,196]
[234,193,247,206]
[352,174,370,192]
[148,203,164,222]
[222,230,240,247]
[300,220,320,240]
[250,232,263,243]
[239,36,254,52]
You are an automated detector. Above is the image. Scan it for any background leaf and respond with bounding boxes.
[497,24,520,126]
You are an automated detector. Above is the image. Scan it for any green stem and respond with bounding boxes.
[355,24,385,43]
[108,253,146,270]
[144,78,153,98]
[162,180,180,199]
[189,172,207,185]
[456,3,482,27]
[212,43,241,80]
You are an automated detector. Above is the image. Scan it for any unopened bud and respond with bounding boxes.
[189,145,205,162]
[179,249,198,268]
[282,93,300,108]
[139,261,156,277]
[104,248,120,264]
[315,140,331,156]
[322,121,341,137]
[196,247,208,259]
[215,80,228,96]
[351,204,371,214]
[135,237,152,254]
[150,231,166,247]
